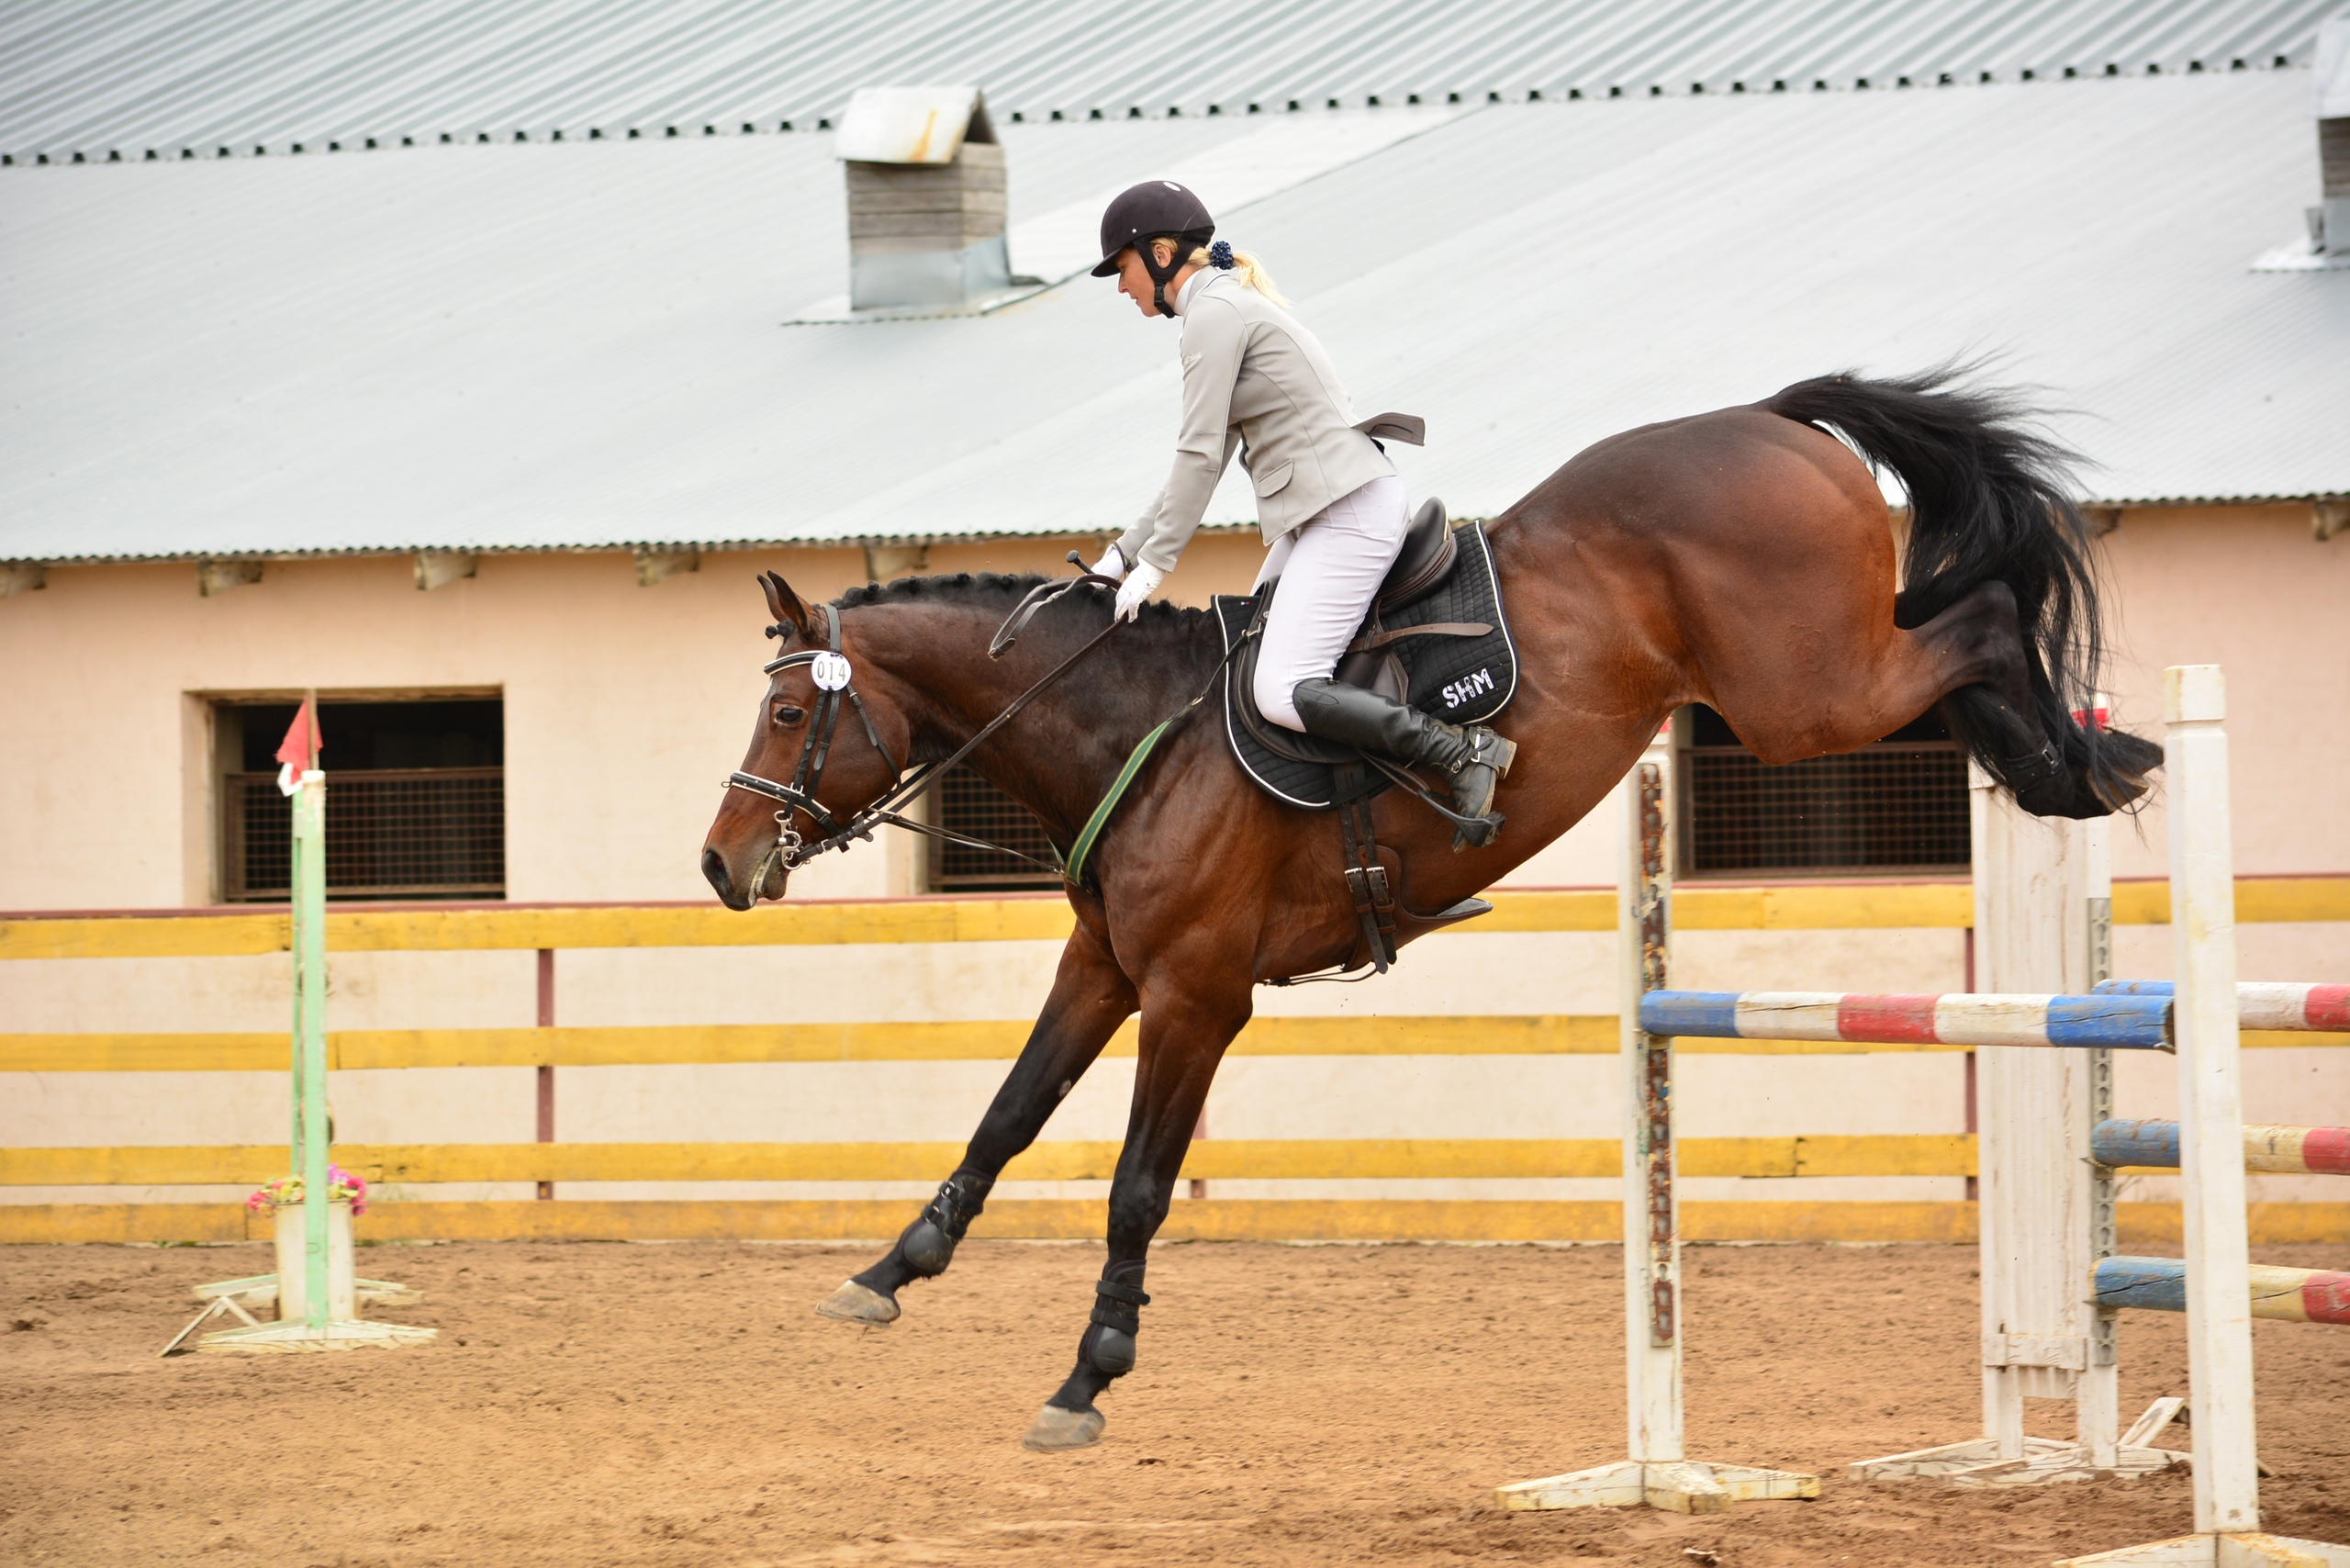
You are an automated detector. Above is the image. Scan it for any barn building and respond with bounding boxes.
[2,0,2344,1242]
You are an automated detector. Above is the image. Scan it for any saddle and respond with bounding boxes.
[1214,499,1520,810]
[1210,498,1518,978]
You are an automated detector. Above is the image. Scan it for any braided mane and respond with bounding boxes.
[834,571,1214,644]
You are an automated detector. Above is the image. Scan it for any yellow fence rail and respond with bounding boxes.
[6,1014,2341,1073]
[4,877,2344,962]
[3,1132,1992,1186]
[7,880,2344,1247]
[9,1198,2347,1249]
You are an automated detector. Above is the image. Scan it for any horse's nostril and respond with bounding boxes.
[700,846,732,899]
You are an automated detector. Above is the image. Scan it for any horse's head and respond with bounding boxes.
[700,571,913,910]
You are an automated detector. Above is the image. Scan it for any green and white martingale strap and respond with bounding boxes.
[1063,718,1176,891]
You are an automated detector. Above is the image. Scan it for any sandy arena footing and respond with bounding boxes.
[4,1238,2346,1566]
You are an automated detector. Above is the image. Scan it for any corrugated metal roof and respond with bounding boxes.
[2,0,2340,165]
[1,72,2343,563]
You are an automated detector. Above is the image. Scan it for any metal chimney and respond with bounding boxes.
[835,85,1009,310]
[2315,17,2350,252]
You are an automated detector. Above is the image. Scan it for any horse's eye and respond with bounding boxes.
[773,704,807,728]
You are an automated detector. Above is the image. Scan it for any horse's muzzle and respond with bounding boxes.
[702,844,787,910]
[701,846,748,910]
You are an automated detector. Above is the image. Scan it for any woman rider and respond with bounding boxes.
[1084,180,1515,842]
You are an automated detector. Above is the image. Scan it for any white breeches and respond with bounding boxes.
[1250,473,1410,730]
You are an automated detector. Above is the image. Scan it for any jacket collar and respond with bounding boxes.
[1171,267,1230,317]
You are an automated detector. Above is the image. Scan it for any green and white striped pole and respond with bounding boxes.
[289,698,330,1332]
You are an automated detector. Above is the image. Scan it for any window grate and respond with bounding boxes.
[1678,706,1970,878]
[929,766,1062,890]
[225,768,505,901]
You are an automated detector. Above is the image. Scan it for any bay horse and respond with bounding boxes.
[700,371,2159,1450]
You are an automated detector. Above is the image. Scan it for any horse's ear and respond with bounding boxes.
[759,571,811,635]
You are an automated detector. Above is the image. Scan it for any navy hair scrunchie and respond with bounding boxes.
[1208,239,1235,269]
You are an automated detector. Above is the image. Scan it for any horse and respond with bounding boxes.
[699,370,2161,1451]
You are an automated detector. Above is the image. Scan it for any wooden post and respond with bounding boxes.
[2164,666,2259,1535]
[189,698,436,1356]
[2053,669,2347,1565]
[1496,731,1815,1515]
[1624,737,1680,1465]
[1974,767,2095,1462]
[2083,812,2121,1471]
[536,948,555,1202]
[1852,767,2165,1487]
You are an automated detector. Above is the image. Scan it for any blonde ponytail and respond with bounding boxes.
[1187,243,1288,306]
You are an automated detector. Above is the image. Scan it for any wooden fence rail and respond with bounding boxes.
[6,1014,2342,1073]
[3,1133,1996,1186]
[4,878,2344,962]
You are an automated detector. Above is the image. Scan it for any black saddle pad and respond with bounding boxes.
[1214,521,1518,810]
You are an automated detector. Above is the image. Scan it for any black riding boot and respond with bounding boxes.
[1291,678,1516,848]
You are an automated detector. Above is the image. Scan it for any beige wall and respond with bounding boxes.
[2,506,2343,1210]
[2,505,2340,911]
[2094,504,2350,879]
[0,532,1614,910]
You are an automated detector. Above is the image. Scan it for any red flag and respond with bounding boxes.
[274,698,321,794]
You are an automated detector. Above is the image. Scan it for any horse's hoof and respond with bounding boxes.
[815,1281,899,1324]
[1020,1405,1105,1451]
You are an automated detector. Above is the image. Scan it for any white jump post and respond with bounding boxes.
[1853,742,2169,1484]
[1496,732,1818,1514]
[2062,667,2347,1567]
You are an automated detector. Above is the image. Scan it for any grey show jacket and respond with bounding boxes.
[1115,271,1422,575]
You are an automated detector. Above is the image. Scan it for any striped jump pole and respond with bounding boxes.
[2094,1259,2350,1326]
[1639,991,2174,1049]
[2055,666,2347,1568]
[2093,1119,2350,1175]
[1497,731,1817,1515]
[2093,980,2350,1033]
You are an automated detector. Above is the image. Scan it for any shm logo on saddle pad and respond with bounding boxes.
[1441,668,1495,710]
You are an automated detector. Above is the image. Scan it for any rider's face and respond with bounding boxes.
[1113,240,1180,318]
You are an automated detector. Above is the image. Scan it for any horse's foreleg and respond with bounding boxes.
[815,920,1136,1326]
[1021,979,1248,1451]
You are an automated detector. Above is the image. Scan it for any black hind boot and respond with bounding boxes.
[1291,678,1516,848]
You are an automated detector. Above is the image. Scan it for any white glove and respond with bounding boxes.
[1113,561,1165,622]
[1090,544,1128,582]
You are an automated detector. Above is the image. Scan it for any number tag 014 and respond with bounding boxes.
[809,651,853,691]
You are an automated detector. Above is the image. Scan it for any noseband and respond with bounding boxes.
[722,570,1125,879]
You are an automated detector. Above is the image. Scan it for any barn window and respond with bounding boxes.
[218,697,505,902]
[1675,703,1970,878]
[927,766,1061,890]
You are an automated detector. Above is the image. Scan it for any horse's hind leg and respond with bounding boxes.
[1021,973,1248,1451]
[1896,582,2158,819]
[815,921,1136,1324]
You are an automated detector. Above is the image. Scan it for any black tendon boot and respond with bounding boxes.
[817,1166,993,1324]
[1291,678,1516,848]
[1024,1260,1149,1451]
[901,1167,993,1275]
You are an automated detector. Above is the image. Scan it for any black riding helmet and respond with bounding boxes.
[1091,180,1214,319]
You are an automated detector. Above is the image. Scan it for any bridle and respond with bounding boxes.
[722,569,1125,884]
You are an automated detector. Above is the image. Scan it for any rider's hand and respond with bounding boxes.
[1113,562,1164,622]
[1091,544,1128,582]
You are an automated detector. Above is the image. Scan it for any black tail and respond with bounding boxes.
[1764,367,2160,815]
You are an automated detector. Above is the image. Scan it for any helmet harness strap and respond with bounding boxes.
[1143,229,1211,320]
